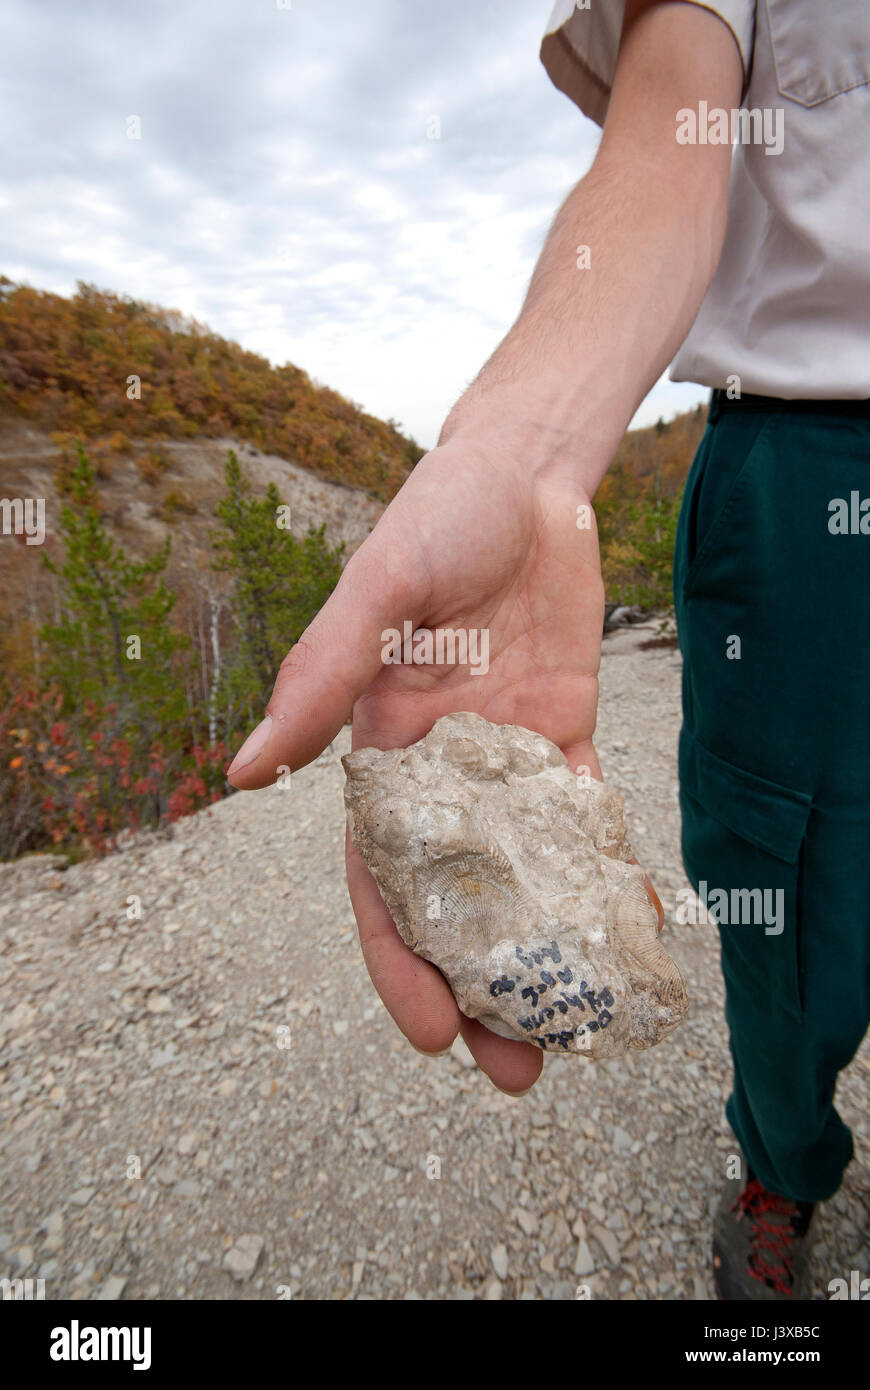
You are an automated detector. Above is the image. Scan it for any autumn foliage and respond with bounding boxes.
[0,444,343,861]
[0,276,709,862]
[0,277,424,501]
[595,408,706,608]
[0,688,229,858]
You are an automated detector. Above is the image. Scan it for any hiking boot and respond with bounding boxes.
[712,1159,816,1300]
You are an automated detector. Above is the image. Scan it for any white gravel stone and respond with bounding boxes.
[222,1234,264,1282]
[515,1208,538,1237]
[96,1274,127,1300]
[592,1226,622,1266]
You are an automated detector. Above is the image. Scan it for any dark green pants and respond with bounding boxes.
[674,393,870,1204]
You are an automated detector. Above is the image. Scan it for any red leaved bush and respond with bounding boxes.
[0,686,230,859]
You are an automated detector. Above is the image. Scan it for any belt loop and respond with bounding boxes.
[707,388,722,424]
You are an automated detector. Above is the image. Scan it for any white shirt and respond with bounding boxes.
[540,0,870,399]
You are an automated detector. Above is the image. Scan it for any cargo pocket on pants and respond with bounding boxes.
[678,726,813,1023]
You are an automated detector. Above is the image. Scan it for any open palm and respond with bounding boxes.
[228,438,608,1093]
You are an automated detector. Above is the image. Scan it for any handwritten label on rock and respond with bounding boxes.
[489,939,614,1050]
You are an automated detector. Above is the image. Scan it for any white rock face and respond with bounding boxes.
[343,712,688,1058]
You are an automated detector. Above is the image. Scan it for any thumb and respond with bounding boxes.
[226,546,414,789]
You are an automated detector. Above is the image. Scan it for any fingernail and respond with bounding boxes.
[498,1085,534,1098]
[227,715,272,775]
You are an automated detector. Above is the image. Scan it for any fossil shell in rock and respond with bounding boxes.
[343,712,688,1058]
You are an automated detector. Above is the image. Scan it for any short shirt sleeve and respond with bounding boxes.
[539,0,757,126]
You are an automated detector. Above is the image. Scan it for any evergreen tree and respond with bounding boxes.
[42,442,188,728]
[39,443,191,829]
[210,450,344,730]
[621,491,682,609]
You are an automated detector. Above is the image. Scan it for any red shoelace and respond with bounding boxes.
[732,1178,801,1295]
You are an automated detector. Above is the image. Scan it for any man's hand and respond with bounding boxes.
[227,436,605,1094]
[227,0,741,1092]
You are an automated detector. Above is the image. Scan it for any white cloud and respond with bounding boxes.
[1,0,708,451]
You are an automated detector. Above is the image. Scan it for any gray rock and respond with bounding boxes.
[344,713,688,1056]
[515,1208,538,1237]
[172,1179,201,1198]
[223,1234,265,1282]
[96,1274,128,1300]
[592,1226,621,1265]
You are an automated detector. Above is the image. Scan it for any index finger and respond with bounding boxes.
[345,829,546,1092]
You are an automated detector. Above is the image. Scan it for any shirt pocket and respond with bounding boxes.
[678,726,813,1023]
[765,0,870,106]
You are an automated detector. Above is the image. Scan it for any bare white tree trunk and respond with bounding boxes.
[28,591,42,676]
[195,602,208,707]
[207,587,222,748]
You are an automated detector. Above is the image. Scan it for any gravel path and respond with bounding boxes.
[1,630,867,1301]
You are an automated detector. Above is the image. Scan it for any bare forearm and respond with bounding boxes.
[438,1,742,496]
[440,160,728,493]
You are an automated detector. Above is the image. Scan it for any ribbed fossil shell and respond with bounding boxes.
[411,847,533,956]
[343,712,688,1058]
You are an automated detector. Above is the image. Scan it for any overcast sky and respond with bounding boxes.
[2,0,707,450]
